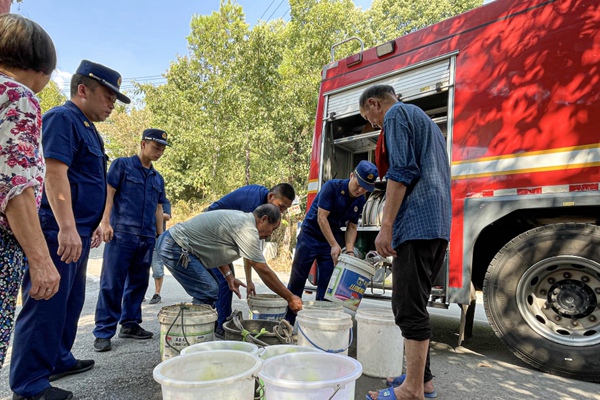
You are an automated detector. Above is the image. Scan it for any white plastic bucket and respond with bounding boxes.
[248,294,288,320]
[180,340,260,356]
[259,344,323,360]
[158,303,218,360]
[296,310,353,355]
[258,352,362,400]
[153,350,262,400]
[324,254,376,311]
[355,306,404,378]
[303,300,344,313]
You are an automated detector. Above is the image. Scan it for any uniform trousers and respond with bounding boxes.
[10,231,90,397]
[93,232,153,339]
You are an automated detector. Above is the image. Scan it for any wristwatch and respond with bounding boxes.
[224,270,233,278]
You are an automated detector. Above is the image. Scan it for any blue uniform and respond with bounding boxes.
[10,101,108,397]
[206,185,268,330]
[151,198,171,279]
[94,156,165,339]
[285,179,365,323]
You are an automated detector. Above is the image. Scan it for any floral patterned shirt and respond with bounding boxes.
[0,73,45,234]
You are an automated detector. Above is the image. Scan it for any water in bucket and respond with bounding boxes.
[180,340,260,356]
[258,352,362,399]
[157,303,218,360]
[259,344,322,360]
[355,306,404,378]
[324,254,376,311]
[153,350,261,400]
[303,300,343,313]
[248,293,288,320]
[295,309,353,355]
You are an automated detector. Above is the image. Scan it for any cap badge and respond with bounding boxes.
[162,132,167,139]
[367,173,374,180]
[117,77,122,87]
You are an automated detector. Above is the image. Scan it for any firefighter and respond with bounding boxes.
[360,84,450,400]
[92,129,168,353]
[10,60,131,400]
[284,160,378,325]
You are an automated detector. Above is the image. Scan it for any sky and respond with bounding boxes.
[12,0,373,97]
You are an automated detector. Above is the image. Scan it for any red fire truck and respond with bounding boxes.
[307,0,600,382]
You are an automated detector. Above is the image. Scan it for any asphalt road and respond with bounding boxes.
[1,249,599,400]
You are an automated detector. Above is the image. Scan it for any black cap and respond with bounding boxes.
[142,128,169,146]
[75,60,131,104]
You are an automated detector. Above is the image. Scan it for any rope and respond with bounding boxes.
[297,323,353,354]
[164,303,190,354]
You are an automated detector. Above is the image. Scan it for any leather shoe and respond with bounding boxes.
[13,386,73,400]
[49,359,94,382]
[119,324,153,339]
[93,338,112,352]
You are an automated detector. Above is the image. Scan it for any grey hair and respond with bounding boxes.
[359,84,397,108]
[253,203,281,224]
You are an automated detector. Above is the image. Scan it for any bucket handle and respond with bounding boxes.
[165,305,191,355]
[297,323,353,354]
[328,384,342,400]
[254,376,265,400]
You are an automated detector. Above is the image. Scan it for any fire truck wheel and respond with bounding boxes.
[483,222,600,382]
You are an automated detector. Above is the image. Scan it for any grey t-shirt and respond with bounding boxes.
[168,209,266,268]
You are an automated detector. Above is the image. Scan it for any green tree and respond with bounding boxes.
[96,106,153,161]
[37,80,66,114]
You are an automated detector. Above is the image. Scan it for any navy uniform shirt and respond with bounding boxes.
[108,155,166,237]
[301,179,366,242]
[39,101,107,237]
[206,184,268,213]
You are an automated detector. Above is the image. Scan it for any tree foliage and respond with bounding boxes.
[38,80,66,114]
[127,0,482,206]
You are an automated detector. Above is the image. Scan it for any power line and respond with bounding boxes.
[259,0,277,20]
[266,0,286,22]
[280,7,290,20]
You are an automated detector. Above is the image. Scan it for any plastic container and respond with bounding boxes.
[303,300,344,313]
[324,254,376,311]
[153,350,262,400]
[259,344,322,360]
[248,294,288,320]
[157,303,218,360]
[355,306,403,378]
[180,340,260,356]
[258,352,362,399]
[295,309,353,355]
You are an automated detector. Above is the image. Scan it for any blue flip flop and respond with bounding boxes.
[366,387,397,400]
[386,374,438,398]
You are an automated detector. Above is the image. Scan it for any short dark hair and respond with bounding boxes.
[0,14,57,75]
[70,74,99,98]
[359,84,397,108]
[253,203,281,224]
[269,183,295,201]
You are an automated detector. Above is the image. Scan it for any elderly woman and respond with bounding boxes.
[0,14,59,369]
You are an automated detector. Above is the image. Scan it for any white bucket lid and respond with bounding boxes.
[296,309,353,330]
[337,254,376,276]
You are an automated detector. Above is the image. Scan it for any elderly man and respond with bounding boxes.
[155,203,303,316]
[360,84,451,400]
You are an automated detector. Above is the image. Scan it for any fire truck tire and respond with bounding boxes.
[483,223,600,382]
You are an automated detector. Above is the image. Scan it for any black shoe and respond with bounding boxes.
[13,387,73,400]
[49,359,94,382]
[119,324,153,339]
[215,328,225,340]
[149,294,161,304]
[93,338,112,352]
